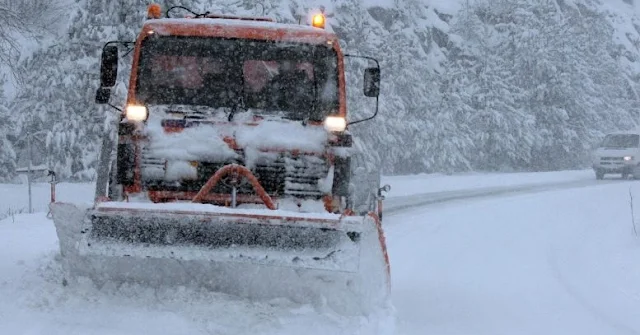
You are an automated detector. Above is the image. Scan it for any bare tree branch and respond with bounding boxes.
[0,0,67,78]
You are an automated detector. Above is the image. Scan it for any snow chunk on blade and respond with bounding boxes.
[50,202,390,316]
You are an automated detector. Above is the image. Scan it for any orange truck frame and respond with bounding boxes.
[95,4,385,215]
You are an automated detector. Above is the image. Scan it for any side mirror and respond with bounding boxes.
[344,55,381,126]
[100,45,119,88]
[95,87,112,104]
[363,67,380,97]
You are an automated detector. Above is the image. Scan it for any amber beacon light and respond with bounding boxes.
[147,3,162,19]
[311,13,326,29]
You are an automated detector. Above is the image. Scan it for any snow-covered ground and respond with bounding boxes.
[2,169,640,334]
[388,181,640,334]
[0,182,92,220]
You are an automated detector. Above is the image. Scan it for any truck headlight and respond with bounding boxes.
[324,116,346,132]
[125,105,148,122]
[624,156,634,161]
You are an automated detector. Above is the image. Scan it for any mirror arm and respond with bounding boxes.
[103,40,135,52]
[347,95,378,126]
[122,45,135,57]
[344,54,380,126]
[108,103,122,113]
[344,54,380,68]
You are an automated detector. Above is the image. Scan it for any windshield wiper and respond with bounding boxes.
[227,73,246,122]
[227,102,244,122]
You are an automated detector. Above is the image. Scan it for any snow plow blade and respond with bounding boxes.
[50,201,390,315]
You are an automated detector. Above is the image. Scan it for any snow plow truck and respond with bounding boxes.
[50,4,391,315]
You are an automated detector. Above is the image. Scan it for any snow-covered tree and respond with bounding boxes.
[0,74,16,181]
[0,0,66,78]
[10,0,149,180]
[8,0,640,178]
[442,0,638,171]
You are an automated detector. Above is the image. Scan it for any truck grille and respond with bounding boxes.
[140,147,165,180]
[140,148,329,199]
[255,154,329,198]
[599,156,625,167]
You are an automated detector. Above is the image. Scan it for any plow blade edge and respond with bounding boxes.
[50,201,390,315]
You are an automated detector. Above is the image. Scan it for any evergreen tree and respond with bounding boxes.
[444,0,638,171]
[10,0,148,180]
[9,0,640,178]
[0,74,16,181]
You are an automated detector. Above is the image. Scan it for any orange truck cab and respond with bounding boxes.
[95,4,382,214]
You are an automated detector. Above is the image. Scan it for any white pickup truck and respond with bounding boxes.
[592,131,640,180]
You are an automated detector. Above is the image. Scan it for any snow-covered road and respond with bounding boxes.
[2,170,640,334]
[388,181,640,335]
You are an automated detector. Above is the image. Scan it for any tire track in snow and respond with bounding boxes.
[545,188,640,335]
[547,248,640,335]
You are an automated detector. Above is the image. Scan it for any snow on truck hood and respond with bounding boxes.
[143,109,330,163]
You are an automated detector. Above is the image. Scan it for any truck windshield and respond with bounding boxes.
[135,36,339,121]
[601,134,640,148]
